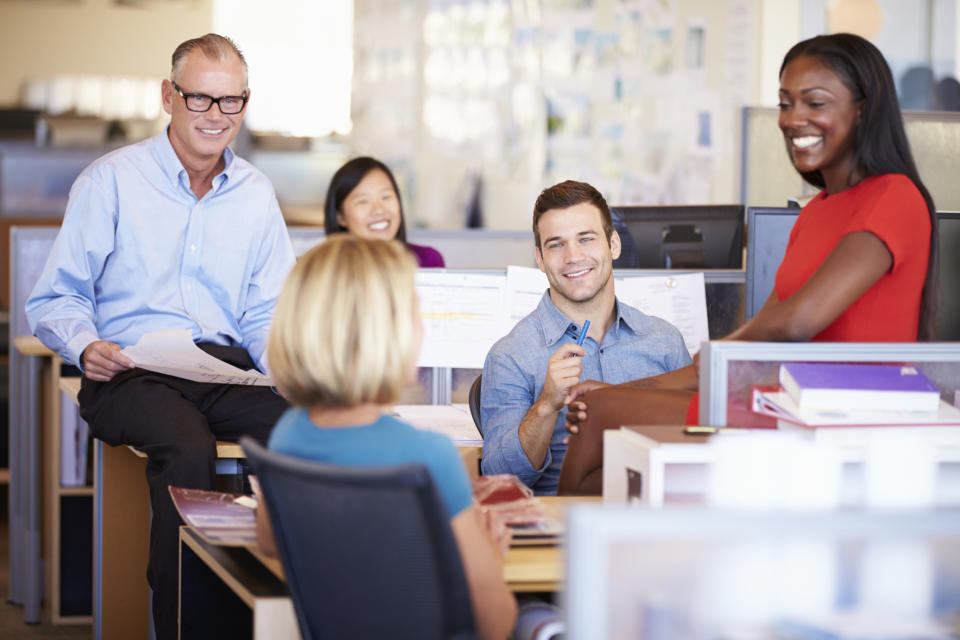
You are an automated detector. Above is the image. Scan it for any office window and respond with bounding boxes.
[213,0,353,135]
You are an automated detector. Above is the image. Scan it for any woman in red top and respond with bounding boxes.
[558,33,939,495]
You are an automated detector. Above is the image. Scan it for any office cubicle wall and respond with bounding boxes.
[741,107,960,211]
[565,506,960,640]
[699,341,960,427]
[8,226,63,620]
[406,267,745,406]
[0,143,112,216]
[288,227,537,268]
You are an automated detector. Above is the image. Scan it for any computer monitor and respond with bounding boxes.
[611,205,745,269]
[744,206,800,319]
[745,207,959,340]
[937,212,960,341]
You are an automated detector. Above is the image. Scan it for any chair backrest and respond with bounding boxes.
[241,438,476,640]
[468,375,482,430]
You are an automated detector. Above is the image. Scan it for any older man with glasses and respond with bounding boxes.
[26,34,294,639]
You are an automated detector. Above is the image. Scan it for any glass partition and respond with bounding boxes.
[566,506,960,640]
[700,341,960,427]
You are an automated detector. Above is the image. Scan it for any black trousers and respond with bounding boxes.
[78,344,289,640]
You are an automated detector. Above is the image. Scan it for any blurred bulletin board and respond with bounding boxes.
[351,0,758,230]
[741,106,960,210]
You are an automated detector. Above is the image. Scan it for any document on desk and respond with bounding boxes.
[616,273,709,355]
[120,329,274,385]
[394,404,483,445]
[415,272,508,369]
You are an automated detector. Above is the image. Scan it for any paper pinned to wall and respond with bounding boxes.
[415,271,508,369]
[616,272,709,355]
[505,265,549,324]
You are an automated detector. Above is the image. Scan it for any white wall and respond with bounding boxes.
[0,0,213,106]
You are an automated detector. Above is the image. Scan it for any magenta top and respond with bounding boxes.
[409,242,445,268]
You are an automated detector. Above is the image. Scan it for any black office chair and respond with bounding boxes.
[468,375,482,430]
[240,438,477,640]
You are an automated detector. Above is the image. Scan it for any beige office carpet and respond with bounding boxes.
[0,490,92,639]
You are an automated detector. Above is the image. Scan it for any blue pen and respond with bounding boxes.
[576,320,590,346]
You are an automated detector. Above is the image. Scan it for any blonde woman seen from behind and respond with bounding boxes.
[267,235,517,639]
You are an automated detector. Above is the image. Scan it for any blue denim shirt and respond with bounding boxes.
[479,291,692,495]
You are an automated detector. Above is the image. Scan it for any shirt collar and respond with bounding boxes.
[153,126,235,194]
[534,289,647,347]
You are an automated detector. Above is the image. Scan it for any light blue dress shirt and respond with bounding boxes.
[26,128,295,372]
[479,291,692,495]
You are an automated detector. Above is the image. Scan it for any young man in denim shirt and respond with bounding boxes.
[479,181,691,494]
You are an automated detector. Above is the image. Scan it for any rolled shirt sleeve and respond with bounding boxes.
[479,348,553,486]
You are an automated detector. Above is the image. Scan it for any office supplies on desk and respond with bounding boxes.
[780,362,941,414]
[752,386,960,427]
[473,475,562,541]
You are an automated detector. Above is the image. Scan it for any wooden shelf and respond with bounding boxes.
[59,486,94,497]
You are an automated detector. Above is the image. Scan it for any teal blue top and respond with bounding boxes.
[268,409,473,518]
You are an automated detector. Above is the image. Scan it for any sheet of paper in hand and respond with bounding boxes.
[121,329,273,385]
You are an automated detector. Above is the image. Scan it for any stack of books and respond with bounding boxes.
[752,362,960,427]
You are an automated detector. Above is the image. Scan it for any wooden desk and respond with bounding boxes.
[250,496,596,593]
[181,496,597,639]
[179,527,299,640]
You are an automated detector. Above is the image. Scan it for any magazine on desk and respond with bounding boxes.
[752,386,960,428]
[473,475,563,544]
[169,486,257,546]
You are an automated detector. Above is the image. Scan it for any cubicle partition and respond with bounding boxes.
[741,107,960,211]
[566,506,960,639]
[288,226,538,269]
[8,226,63,622]
[699,341,960,427]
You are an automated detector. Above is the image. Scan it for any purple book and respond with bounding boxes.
[779,363,941,414]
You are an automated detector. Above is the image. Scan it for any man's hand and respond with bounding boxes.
[563,379,611,436]
[81,340,135,382]
[516,343,585,468]
[537,343,585,413]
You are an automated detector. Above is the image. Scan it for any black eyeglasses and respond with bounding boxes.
[171,81,248,114]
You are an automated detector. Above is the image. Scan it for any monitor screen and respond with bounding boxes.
[937,212,960,341]
[744,207,800,319]
[611,205,745,269]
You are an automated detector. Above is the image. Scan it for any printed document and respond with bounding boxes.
[415,272,508,368]
[120,329,274,385]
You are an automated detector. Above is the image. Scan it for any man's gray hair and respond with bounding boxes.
[171,33,248,88]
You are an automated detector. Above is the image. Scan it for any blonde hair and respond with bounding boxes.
[268,235,419,408]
